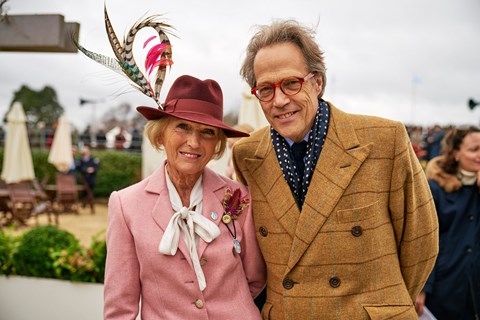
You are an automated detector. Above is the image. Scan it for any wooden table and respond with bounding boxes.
[43,184,95,214]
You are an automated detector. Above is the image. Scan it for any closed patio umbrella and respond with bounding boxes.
[48,115,74,173]
[1,102,35,183]
[237,85,268,130]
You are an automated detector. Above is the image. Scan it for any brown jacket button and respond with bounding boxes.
[200,258,207,266]
[283,278,294,289]
[329,276,341,288]
[259,226,268,237]
[194,299,204,309]
[351,225,363,237]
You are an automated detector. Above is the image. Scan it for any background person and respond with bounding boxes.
[104,75,266,319]
[417,126,480,319]
[232,19,439,319]
[77,146,100,200]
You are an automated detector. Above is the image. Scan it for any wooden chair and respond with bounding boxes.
[55,174,80,214]
[0,179,12,226]
[32,178,58,225]
[8,181,46,225]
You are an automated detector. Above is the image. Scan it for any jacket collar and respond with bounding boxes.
[425,156,462,192]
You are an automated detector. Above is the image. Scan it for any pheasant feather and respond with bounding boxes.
[75,5,174,108]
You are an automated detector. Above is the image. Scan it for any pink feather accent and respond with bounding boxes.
[145,43,171,75]
[143,35,157,49]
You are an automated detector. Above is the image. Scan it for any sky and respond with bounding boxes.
[1,0,479,132]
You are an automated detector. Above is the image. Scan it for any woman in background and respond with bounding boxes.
[417,126,480,319]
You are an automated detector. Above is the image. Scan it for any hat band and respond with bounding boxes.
[163,98,223,121]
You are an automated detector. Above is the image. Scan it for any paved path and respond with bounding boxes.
[14,201,109,247]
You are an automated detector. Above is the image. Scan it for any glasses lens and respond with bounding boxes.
[281,77,302,95]
[255,85,274,101]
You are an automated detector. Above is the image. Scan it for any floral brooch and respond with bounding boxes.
[222,188,249,224]
[221,188,249,254]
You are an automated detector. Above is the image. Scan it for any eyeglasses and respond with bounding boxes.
[251,73,315,102]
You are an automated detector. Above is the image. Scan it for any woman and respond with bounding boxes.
[417,126,480,319]
[104,75,266,319]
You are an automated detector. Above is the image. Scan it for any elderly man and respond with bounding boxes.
[232,19,438,319]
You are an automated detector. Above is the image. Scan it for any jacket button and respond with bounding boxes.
[194,299,204,309]
[283,278,294,289]
[259,226,268,237]
[351,226,362,237]
[200,258,207,266]
[466,247,473,253]
[329,276,341,288]
[469,215,475,221]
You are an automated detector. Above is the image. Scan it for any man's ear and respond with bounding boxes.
[314,77,323,95]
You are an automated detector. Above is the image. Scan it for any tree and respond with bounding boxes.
[5,85,64,127]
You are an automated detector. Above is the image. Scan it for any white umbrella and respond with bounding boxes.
[48,115,74,172]
[1,102,35,183]
[237,85,269,130]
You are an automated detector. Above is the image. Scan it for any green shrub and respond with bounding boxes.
[12,226,81,279]
[49,230,107,283]
[0,228,20,275]
[93,150,142,197]
[89,231,107,283]
[2,226,107,283]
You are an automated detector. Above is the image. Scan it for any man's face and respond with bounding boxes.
[253,42,322,142]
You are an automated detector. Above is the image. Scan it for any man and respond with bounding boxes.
[232,19,439,319]
[77,146,100,204]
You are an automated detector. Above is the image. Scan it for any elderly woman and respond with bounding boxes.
[416,126,480,319]
[104,75,266,319]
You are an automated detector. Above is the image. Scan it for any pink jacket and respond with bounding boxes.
[104,162,266,319]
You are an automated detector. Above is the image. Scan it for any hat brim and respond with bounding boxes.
[136,106,250,138]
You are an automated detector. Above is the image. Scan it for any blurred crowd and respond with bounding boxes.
[0,124,143,152]
[407,124,450,167]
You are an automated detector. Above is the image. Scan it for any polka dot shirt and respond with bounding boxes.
[270,100,330,209]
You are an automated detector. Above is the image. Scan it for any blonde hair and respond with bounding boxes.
[145,117,227,160]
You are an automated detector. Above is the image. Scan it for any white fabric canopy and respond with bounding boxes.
[48,115,74,172]
[1,102,35,183]
[237,86,269,130]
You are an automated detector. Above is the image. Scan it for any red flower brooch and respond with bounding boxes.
[221,188,249,254]
[221,188,249,224]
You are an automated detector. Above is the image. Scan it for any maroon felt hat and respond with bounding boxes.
[137,75,249,138]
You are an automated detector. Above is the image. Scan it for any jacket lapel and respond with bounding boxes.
[245,128,300,239]
[197,167,226,258]
[286,104,373,273]
[146,162,190,266]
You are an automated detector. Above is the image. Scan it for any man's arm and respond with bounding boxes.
[389,122,439,302]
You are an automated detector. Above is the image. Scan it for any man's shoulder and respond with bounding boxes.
[330,104,399,129]
[237,126,269,145]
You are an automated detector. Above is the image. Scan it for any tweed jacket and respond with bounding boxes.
[104,162,266,319]
[232,103,439,320]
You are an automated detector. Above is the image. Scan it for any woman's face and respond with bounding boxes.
[161,118,220,179]
[455,132,480,172]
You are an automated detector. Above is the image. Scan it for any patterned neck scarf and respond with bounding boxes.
[271,99,330,209]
